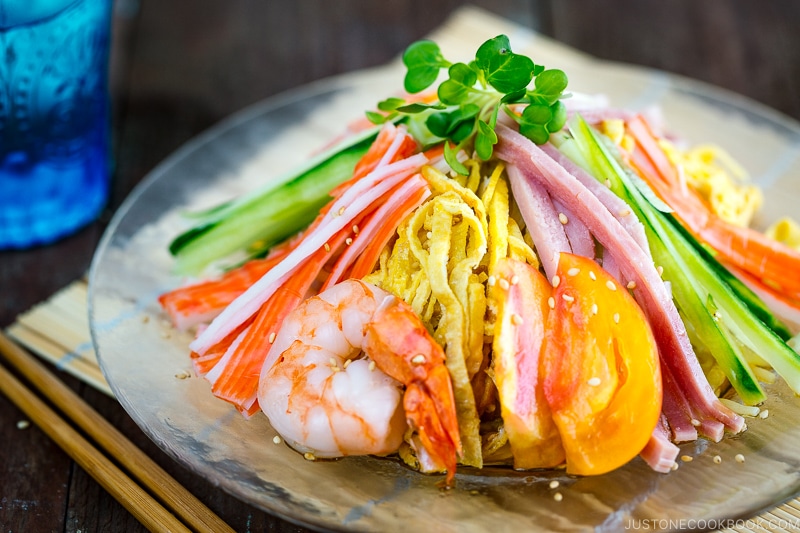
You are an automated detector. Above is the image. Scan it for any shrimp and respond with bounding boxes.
[257,279,462,485]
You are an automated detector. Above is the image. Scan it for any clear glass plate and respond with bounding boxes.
[89,56,800,532]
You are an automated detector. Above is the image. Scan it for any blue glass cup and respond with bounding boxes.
[0,0,113,249]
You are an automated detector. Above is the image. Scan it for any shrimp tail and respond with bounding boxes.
[365,294,462,486]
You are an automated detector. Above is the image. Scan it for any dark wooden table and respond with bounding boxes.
[2,1,800,531]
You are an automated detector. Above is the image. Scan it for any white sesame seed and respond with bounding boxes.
[558,213,569,225]
[324,242,331,252]
[345,237,353,246]
[553,492,563,502]
[411,354,426,365]
[343,359,352,369]
[304,452,316,461]
[352,224,360,234]
[587,377,601,387]
[567,267,580,277]
[174,371,190,380]
[605,179,612,188]
[613,313,620,324]
[426,231,433,239]
[562,294,575,303]
[369,360,377,371]
[681,455,693,463]
[591,303,598,315]
[510,275,519,285]
[619,209,631,217]
[548,297,555,309]
[338,206,346,216]
[273,435,282,444]
[690,419,701,427]
[606,280,617,291]
[487,275,496,286]
[511,314,523,325]
[671,461,679,471]
[713,455,722,464]
[735,454,745,463]
[549,480,560,489]
[759,409,770,419]
[657,265,664,277]
[330,357,337,366]
[499,278,510,290]
[552,275,561,287]
[268,332,276,344]
[626,281,637,290]
[16,420,29,430]
[588,271,596,281]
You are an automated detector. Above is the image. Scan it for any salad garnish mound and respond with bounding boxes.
[159,35,800,485]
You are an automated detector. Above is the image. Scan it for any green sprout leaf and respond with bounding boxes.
[475,119,498,160]
[444,142,469,175]
[403,40,449,93]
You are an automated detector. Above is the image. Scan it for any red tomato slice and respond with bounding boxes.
[542,252,662,475]
[491,258,565,469]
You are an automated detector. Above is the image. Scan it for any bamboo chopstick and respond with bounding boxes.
[0,331,235,533]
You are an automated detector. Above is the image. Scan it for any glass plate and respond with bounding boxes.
[89,56,800,532]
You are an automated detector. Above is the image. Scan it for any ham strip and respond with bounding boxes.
[542,144,651,259]
[496,123,744,435]
[506,165,571,281]
[552,199,595,260]
[640,416,679,473]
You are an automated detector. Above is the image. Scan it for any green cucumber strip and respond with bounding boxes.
[170,126,381,275]
[568,116,793,402]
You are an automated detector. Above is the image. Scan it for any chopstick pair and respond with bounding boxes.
[0,331,235,533]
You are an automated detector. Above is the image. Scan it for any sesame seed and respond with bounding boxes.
[426,231,433,239]
[324,243,331,252]
[567,267,580,277]
[605,179,612,188]
[681,455,693,463]
[552,275,561,287]
[369,360,377,371]
[343,359,352,369]
[558,213,569,225]
[511,314,523,325]
[174,371,190,380]
[511,275,519,285]
[613,313,620,324]
[562,294,575,303]
[487,275,496,286]
[352,224,360,234]
[345,237,353,246]
[330,357,337,366]
[759,409,770,419]
[338,206,346,216]
[671,462,679,471]
[499,278,510,290]
[16,420,29,430]
[619,209,631,217]
[713,455,722,464]
[549,480,560,489]
[548,297,555,309]
[587,377,601,387]
[690,419,701,427]
[411,354,427,365]
[606,280,617,291]
[304,452,316,461]
[268,332,276,344]
[735,454,745,463]
[588,271,596,281]
[591,303,598,315]
[273,435,282,444]
[657,265,664,277]
[553,492,563,502]
[626,281,637,290]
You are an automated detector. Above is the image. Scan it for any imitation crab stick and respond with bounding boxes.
[625,115,800,302]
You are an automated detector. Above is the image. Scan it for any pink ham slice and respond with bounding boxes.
[495,123,744,437]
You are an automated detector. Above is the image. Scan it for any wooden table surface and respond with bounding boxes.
[2,1,800,531]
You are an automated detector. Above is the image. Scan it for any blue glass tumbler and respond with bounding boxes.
[0,0,113,249]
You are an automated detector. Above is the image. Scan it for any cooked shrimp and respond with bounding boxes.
[257,279,462,484]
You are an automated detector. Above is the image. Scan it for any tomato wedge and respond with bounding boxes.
[491,258,565,469]
[542,253,662,475]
